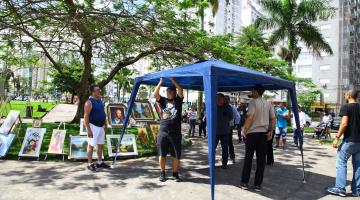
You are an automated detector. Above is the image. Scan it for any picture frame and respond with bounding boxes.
[18,128,46,158]
[107,104,127,128]
[68,135,98,159]
[131,100,155,121]
[0,134,15,157]
[32,119,43,128]
[106,134,138,157]
[79,118,87,136]
[0,110,20,135]
[149,124,160,145]
[47,129,66,154]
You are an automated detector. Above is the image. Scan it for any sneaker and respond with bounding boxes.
[96,162,111,169]
[326,187,346,197]
[254,185,261,192]
[159,171,166,182]
[172,172,182,182]
[87,163,98,172]
[239,183,249,190]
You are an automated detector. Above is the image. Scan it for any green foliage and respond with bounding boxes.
[297,90,321,113]
[1,101,56,118]
[257,0,336,67]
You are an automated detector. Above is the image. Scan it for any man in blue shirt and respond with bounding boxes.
[275,103,289,149]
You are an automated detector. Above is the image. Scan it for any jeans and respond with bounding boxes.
[229,127,235,159]
[216,134,229,166]
[199,120,206,137]
[335,141,360,194]
[237,124,242,142]
[241,132,267,186]
[188,119,196,137]
[293,129,303,147]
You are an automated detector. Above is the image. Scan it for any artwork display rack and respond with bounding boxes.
[44,122,67,161]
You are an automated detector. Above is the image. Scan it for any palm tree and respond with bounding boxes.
[237,24,268,50]
[256,0,336,73]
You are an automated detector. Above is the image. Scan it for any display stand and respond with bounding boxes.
[44,122,67,161]
[11,115,23,146]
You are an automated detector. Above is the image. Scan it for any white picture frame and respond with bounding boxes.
[106,134,138,157]
[18,128,46,158]
[0,110,20,135]
[47,129,66,154]
[69,135,98,159]
[79,118,87,136]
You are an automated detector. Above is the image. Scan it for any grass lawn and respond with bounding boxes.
[1,101,56,118]
[3,123,159,161]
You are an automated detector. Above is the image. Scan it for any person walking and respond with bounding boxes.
[188,105,197,137]
[84,84,110,172]
[199,103,207,137]
[292,105,307,148]
[153,77,184,182]
[275,103,289,149]
[216,93,234,169]
[225,95,241,164]
[266,102,277,165]
[240,85,276,191]
[326,89,360,197]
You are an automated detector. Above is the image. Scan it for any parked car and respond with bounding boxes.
[14,95,29,101]
[305,113,312,127]
[332,117,341,130]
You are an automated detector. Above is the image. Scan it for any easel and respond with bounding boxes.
[7,114,23,146]
[44,122,67,161]
[23,100,33,118]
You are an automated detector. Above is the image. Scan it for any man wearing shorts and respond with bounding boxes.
[275,103,289,149]
[153,77,184,182]
[84,84,110,172]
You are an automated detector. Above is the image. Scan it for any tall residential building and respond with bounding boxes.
[294,0,360,110]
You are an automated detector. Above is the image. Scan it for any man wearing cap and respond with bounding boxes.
[153,77,184,182]
[240,85,276,191]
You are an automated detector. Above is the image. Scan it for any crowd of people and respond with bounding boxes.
[83,80,359,197]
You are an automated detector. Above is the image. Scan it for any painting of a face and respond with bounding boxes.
[48,130,66,154]
[131,101,155,121]
[107,104,127,127]
[19,128,46,157]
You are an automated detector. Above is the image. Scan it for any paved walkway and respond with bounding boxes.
[41,104,77,123]
[0,130,357,200]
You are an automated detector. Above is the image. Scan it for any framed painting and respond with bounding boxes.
[79,118,87,136]
[69,136,98,159]
[0,110,20,135]
[137,128,150,145]
[18,128,46,157]
[0,134,15,157]
[149,124,160,145]
[32,119,43,128]
[106,134,138,157]
[47,129,66,154]
[107,104,127,128]
[131,101,155,121]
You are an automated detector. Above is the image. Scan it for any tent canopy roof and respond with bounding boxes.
[136,60,294,92]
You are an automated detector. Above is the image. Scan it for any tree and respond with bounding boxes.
[256,0,336,73]
[0,0,206,122]
[112,68,134,103]
[297,90,321,113]
[237,25,269,50]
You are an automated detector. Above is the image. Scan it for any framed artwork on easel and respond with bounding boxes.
[107,104,127,128]
[131,100,155,122]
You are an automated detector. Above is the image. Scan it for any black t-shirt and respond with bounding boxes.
[158,96,183,134]
[339,103,360,142]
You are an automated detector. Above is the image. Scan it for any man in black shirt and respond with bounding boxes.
[153,77,184,182]
[326,89,360,197]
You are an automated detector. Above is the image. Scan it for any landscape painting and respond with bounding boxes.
[47,129,66,154]
[132,101,155,121]
[69,136,98,159]
[106,134,138,157]
[19,128,46,157]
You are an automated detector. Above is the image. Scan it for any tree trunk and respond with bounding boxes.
[71,91,75,104]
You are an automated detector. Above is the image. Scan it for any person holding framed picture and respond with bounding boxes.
[153,77,184,182]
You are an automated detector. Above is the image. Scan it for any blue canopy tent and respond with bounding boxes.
[113,60,305,200]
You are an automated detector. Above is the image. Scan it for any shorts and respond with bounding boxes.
[87,123,105,147]
[157,131,182,159]
[275,127,287,139]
